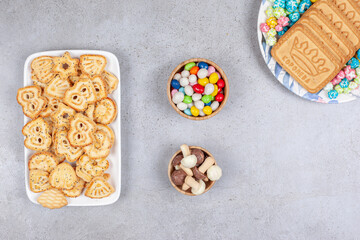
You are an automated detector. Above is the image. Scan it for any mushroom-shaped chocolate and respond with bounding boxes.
[192,167,206,180]
[172,154,183,167]
[198,157,215,181]
[207,165,222,181]
[191,149,205,166]
[180,144,191,157]
[184,176,205,195]
[181,155,197,168]
[171,169,187,186]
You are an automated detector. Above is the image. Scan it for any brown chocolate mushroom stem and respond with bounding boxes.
[192,167,206,180]
[171,169,187,186]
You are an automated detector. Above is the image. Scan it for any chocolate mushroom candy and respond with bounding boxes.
[181,155,197,168]
[180,144,191,157]
[184,176,206,195]
[198,157,216,181]
[191,148,205,166]
[192,167,206,180]
[207,165,222,181]
[171,169,187,186]
[172,154,183,169]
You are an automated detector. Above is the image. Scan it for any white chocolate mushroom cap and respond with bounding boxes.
[207,165,222,181]
[181,155,197,168]
[191,179,206,195]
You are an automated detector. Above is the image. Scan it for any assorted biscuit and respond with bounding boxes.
[271,0,360,93]
[17,51,119,209]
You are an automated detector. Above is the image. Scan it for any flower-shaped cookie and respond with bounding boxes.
[52,51,79,79]
[51,103,76,129]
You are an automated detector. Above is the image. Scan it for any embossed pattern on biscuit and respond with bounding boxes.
[96,124,115,147]
[29,169,52,193]
[77,154,109,180]
[333,0,360,29]
[83,130,111,159]
[304,8,355,57]
[84,176,114,199]
[49,162,77,190]
[63,79,97,112]
[31,56,56,84]
[101,71,119,94]
[51,103,76,129]
[271,25,342,93]
[94,97,117,125]
[62,176,85,198]
[22,117,52,151]
[28,151,58,173]
[52,52,79,79]
[91,76,107,101]
[80,55,107,77]
[54,130,84,162]
[67,113,96,147]
[315,0,360,48]
[17,86,48,119]
[45,75,71,99]
[37,188,68,209]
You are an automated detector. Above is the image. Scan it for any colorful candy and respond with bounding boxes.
[286,0,298,13]
[266,17,278,28]
[299,0,311,14]
[348,57,360,69]
[328,90,338,99]
[170,61,226,117]
[273,7,286,19]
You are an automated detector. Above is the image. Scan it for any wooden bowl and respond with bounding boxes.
[168,146,217,196]
[167,58,229,120]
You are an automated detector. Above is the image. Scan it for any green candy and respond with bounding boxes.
[349,81,358,89]
[202,95,212,104]
[184,62,196,71]
[343,87,351,94]
[335,85,344,94]
[354,76,360,84]
[210,95,215,101]
[183,95,192,104]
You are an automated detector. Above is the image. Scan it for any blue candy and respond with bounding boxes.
[278,26,289,36]
[299,0,311,14]
[198,62,209,69]
[289,12,300,23]
[184,108,192,116]
[347,57,360,69]
[339,79,349,88]
[205,102,212,106]
[286,0,299,13]
[179,87,185,94]
[357,49,360,59]
[171,79,180,89]
[328,90,338,99]
[273,0,286,8]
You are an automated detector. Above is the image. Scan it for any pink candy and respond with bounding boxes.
[171,89,178,97]
[336,70,345,80]
[331,77,341,85]
[275,25,283,32]
[260,23,270,33]
[207,66,216,77]
[344,65,356,80]
[277,16,290,27]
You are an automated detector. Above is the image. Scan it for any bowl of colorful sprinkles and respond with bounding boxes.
[257,0,360,103]
[167,58,229,120]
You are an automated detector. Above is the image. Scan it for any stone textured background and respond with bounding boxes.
[1,0,360,239]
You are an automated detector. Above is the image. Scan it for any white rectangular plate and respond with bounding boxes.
[24,50,121,206]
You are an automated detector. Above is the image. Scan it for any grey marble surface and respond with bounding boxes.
[1,0,360,239]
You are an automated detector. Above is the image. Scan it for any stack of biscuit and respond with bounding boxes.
[271,0,360,93]
[17,52,119,209]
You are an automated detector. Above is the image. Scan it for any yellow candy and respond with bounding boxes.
[266,17,277,29]
[310,0,317,2]
[211,84,218,97]
[209,72,219,84]
[190,106,200,117]
[203,106,212,115]
[198,78,209,86]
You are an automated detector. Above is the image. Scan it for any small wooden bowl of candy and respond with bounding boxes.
[167,58,229,120]
[168,144,222,196]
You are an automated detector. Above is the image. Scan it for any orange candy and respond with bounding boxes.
[190,66,199,75]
